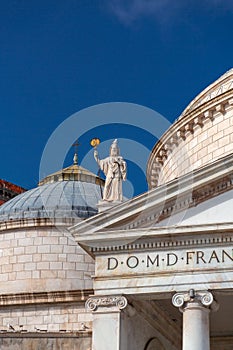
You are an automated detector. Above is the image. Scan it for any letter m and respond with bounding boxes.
[147,254,159,267]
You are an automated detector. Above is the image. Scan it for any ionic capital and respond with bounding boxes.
[172,290,217,310]
[85,295,128,312]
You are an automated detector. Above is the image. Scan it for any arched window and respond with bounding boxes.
[144,337,165,350]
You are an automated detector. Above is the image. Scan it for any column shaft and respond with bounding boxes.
[172,291,215,350]
[92,311,121,350]
[182,302,210,350]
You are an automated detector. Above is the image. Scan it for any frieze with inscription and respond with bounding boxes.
[95,247,233,276]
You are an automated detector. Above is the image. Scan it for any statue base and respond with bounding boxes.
[97,200,123,213]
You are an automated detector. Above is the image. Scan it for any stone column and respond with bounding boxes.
[172,290,216,350]
[86,295,128,350]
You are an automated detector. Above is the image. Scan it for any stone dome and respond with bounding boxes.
[0,162,104,295]
[0,163,104,222]
[147,69,233,188]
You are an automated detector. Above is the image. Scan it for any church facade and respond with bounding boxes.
[71,69,233,350]
[0,69,233,349]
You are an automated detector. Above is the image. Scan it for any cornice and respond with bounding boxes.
[0,217,78,232]
[81,226,233,254]
[0,289,93,307]
[147,90,233,188]
[181,68,233,116]
[0,332,91,338]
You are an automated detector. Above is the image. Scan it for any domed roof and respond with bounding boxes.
[147,69,233,188]
[180,68,233,117]
[0,163,104,222]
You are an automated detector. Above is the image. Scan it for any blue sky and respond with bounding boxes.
[1,0,233,196]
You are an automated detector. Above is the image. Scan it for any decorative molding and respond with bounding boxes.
[182,70,233,114]
[0,289,93,307]
[90,231,233,252]
[172,290,217,310]
[90,233,233,253]
[85,295,127,312]
[0,217,80,232]
[0,331,91,338]
[147,90,233,188]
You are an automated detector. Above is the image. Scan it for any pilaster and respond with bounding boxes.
[86,295,128,350]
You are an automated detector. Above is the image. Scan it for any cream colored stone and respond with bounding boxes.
[17,255,33,263]
[38,245,50,253]
[50,261,62,270]
[16,271,32,280]
[212,130,224,142]
[36,262,50,270]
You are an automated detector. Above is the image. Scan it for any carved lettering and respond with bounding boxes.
[105,247,233,273]
[107,257,118,270]
[222,249,233,262]
[196,251,207,264]
[147,254,159,267]
[167,253,178,266]
[126,256,139,269]
[208,250,220,263]
[186,251,195,265]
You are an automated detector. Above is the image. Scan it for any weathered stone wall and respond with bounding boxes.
[0,303,92,332]
[0,336,91,350]
[158,105,233,185]
[0,226,94,294]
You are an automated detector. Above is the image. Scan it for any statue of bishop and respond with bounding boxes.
[94,139,127,202]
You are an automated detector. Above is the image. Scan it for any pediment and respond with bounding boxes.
[69,153,233,243]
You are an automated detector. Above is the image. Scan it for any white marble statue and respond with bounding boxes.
[94,139,127,202]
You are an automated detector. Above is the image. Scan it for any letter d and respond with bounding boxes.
[107,257,118,270]
[167,253,178,266]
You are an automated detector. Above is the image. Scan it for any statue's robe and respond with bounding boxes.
[99,156,127,201]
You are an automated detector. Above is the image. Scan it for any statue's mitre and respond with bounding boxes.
[111,139,119,148]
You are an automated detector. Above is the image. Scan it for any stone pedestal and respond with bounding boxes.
[86,295,127,350]
[172,290,216,350]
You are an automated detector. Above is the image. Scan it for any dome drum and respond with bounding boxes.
[147,70,233,188]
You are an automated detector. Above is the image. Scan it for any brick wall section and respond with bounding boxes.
[0,303,92,332]
[0,180,26,205]
[158,105,233,185]
[0,227,94,294]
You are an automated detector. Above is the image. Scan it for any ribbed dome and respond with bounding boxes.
[0,164,104,222]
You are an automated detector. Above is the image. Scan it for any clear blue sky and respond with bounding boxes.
[1,0,233,196]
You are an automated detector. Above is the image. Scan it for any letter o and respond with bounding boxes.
[126,256,139,269]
